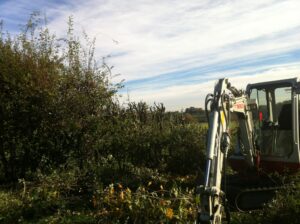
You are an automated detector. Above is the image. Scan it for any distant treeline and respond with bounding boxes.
[184,107,207,123]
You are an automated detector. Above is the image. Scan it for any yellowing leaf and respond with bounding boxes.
[120,191,124,200]
[126,188,131,194]
[165,208,174,219]
[109,186,114,195]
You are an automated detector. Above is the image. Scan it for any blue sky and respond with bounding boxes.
[1,0,300,110]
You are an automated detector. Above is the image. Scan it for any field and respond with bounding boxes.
[0,16,299,223]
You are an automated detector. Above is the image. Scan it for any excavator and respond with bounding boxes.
[197,77,300,224]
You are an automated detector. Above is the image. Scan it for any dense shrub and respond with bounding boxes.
[0,171,197,223]
[93,183,197,223]
[0,15,119,183]
[0,15,207,184]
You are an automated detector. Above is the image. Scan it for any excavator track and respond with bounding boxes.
[224,174,298,212]
[235,184,299,211]
[234,186,279,211]
[224,173,297,212]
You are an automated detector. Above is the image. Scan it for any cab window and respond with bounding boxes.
[249,86,292,157]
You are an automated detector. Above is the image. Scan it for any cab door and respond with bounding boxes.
[249,85,294,158]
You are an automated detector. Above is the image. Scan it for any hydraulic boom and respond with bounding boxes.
[197,78,258,224]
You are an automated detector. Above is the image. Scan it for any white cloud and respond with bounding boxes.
[40,0,300,79]
[2,0,300,110]
[125,63,300,110]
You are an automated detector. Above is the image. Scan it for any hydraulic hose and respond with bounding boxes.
[205,94,214,126]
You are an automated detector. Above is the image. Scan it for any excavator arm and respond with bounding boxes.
[197,78,257,224]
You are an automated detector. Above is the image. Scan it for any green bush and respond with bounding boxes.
[0,14,118,183]
[89,183,197,224]
[0,191,23,222]
[0,170,198,224]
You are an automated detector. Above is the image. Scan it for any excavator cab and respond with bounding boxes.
[231,78,300,173]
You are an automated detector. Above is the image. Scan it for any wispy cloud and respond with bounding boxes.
[127,63,300,110]
[1,0,300,110]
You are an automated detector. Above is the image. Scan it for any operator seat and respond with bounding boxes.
[278,103,292,130]
[276,103,293,156]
